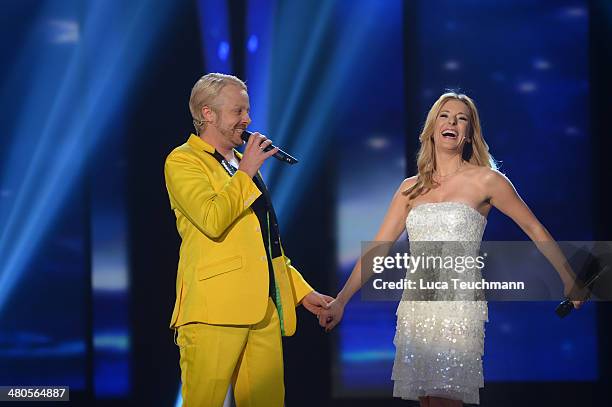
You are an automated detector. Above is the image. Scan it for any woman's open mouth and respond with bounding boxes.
[441,129,458,139]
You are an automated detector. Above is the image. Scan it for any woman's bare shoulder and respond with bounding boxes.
[468,167,514,196]
[467,165,503,181]
[400,175,419,190]
[480,167,509,183]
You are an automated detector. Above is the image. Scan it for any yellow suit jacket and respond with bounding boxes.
[164,134,313,336]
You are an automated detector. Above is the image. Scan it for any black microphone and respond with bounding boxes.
[240,130,299,165]
[556,264,609,318]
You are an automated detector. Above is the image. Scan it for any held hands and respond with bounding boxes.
[318,299,345,333]
[301,291,334,317]
[238,132,279,178]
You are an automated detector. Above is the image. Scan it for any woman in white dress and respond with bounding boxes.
[320,92,583,406]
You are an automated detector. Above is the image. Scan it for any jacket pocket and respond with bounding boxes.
[198,255,243,280]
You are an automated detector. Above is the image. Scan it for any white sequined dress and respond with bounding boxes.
[392,202,488,404]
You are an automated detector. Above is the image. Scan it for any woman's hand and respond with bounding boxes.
[318,299,345,332]
[563,283,588,309]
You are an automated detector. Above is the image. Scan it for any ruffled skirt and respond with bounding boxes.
[392,301,488,404]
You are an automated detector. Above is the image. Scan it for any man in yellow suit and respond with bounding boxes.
[164,73,332,407]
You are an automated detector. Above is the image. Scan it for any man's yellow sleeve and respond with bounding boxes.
[164,152,262,239]
[284,255,314,305]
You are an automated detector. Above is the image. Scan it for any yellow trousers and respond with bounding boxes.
[177,298,284,407]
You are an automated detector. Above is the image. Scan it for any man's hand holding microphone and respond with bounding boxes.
[238,132,279,178]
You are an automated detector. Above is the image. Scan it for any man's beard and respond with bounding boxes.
[216,122,244,146]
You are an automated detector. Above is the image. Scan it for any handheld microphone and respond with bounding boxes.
[556,265,609,318]
[241,130,299,165]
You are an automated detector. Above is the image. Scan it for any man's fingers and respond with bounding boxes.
[264,146,279,158]
[304,303,316,315]
[258,139,273,149]
[248,133,266,151]
[246,131,260,147]
[305,302,325,315]
[317,295,331,309]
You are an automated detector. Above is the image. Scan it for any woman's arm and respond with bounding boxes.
[320,177,416,329]
[486,170,583,307]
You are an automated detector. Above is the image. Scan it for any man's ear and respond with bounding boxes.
[202,105,216,123]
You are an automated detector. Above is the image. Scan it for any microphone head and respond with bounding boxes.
[240,130,252,143]
[555,299,574,318]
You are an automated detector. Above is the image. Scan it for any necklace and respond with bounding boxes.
[434,161,464,180]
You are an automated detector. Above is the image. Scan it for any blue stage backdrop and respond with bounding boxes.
[0,0,179,398]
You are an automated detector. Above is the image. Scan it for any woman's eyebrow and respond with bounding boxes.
[440,110,468,116]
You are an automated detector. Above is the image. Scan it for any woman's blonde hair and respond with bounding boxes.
[403,92,498,199]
